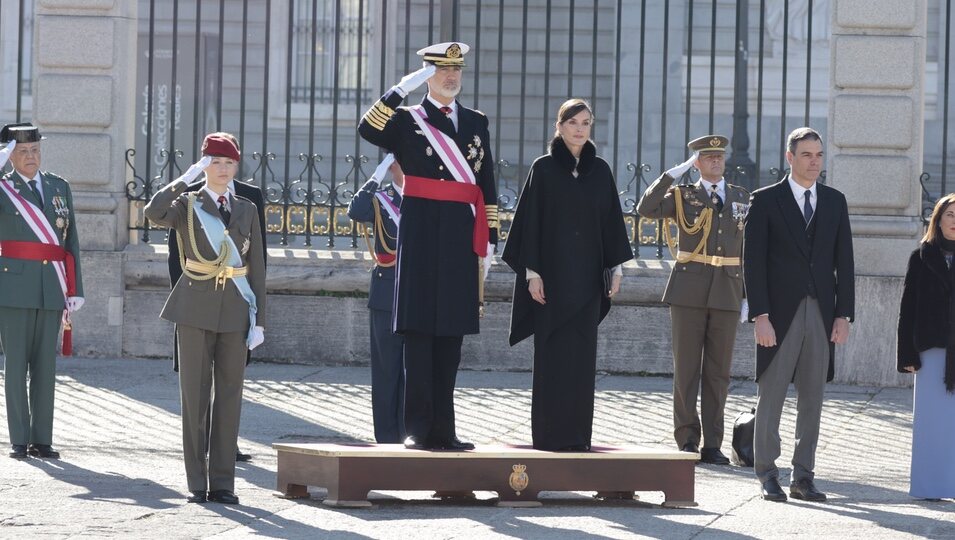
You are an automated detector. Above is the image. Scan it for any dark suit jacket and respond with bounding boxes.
[743,177,854,381]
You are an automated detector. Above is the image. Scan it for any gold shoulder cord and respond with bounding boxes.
[357,197,397,268]
[663,186,712,263]
[176,193,232,282]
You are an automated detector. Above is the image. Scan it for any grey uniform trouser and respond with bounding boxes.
[754,297,829,483]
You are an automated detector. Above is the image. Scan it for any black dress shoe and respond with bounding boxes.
[403,436,429,450]
[9,444,27,459]
[27,444,60,459]
[760,477,788,502]
[186,490,207,503]
[433,438,475,451]
[235,449,252,462]
[700,447,731,465]
[790,478,827,502]
[557,444,591,452]
[207,490,240,504]
[680,442,699,453]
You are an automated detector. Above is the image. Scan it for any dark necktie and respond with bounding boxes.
[218,195,231,225]
[710,185,723,213]
[439,106,452,115]
[803,190,813,225]
[28,179,42,206]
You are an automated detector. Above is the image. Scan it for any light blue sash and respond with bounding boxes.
[193,200,258,347]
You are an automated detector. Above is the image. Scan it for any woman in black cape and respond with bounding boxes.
[502,99,633,451]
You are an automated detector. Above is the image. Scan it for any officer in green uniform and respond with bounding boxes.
[637,135,748,465]
[0,123,84,460]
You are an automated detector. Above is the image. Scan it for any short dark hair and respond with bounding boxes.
[923,193,955,245]
[786,127,822,154]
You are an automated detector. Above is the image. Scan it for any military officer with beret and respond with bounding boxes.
[348,154,405,444]
[144,133,266,505]
[637,135,749,465]
[358,42,498,451]
[0,123,84,460]
[166,132,266,463]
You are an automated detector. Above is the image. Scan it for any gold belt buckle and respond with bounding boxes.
[709,255,723,266]
[215,266,235,290]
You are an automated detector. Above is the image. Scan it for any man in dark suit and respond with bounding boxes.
[358,42,498,451]
[348,154,405,443]
[743,127,854,503]
[166,132,267,463]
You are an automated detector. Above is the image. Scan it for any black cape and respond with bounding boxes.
[502,138,633,346]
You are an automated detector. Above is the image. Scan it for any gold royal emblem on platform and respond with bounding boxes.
[508,464,529,495]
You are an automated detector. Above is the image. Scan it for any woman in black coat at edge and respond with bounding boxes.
[502,98,633,451]
[897,192,955,500]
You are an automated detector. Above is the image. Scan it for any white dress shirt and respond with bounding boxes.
[427,94,458,131]
[787,176,817,215]
[698,178,726,205]
[203,185,232,212]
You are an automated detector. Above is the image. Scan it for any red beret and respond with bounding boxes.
[201,134,240,162]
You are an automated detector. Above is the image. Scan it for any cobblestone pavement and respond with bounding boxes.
[0,357,953,539]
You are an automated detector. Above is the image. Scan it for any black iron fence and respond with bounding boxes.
[3,1,946,253]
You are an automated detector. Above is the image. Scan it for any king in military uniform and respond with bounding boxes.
[0,123,84,460]
[637,135,749,465]
[358,42,498,451]
[347,154,405,444]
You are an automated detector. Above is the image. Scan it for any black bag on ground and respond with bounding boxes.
[731,407,755,467]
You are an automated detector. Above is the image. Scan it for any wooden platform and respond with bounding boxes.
[273,443,698,508]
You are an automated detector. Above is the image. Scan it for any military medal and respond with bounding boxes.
[426,146,433,156]
[241,237,251,255]
[56,217,65,229]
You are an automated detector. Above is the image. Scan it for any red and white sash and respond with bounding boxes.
[374,191,401,225]
[0,178,68,297]
[409,105,477,215]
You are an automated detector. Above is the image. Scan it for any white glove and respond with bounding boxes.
[66,296,85,313]
[739,298,749,323]
[666,152,698,179]
[395,64,436,97]
[0,139,15,170]
[483,242,494,280]
[371,154,396,183]
[248,325,265,350]
[175,155,213,186]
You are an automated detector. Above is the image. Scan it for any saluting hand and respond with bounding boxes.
[396,64,437,96]
[754,315,777,347]
[528,277,546,305]
[177,155,213,185]
[0,139,15,170]
[371,154,396,183]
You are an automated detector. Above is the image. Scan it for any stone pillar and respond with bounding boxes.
[828,0,926,385]
[33,0,138,356]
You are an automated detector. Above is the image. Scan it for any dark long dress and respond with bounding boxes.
[501,137,633,450]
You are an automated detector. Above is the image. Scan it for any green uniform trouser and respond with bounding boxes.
[0,307,62,446]
[177,325,247,492]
